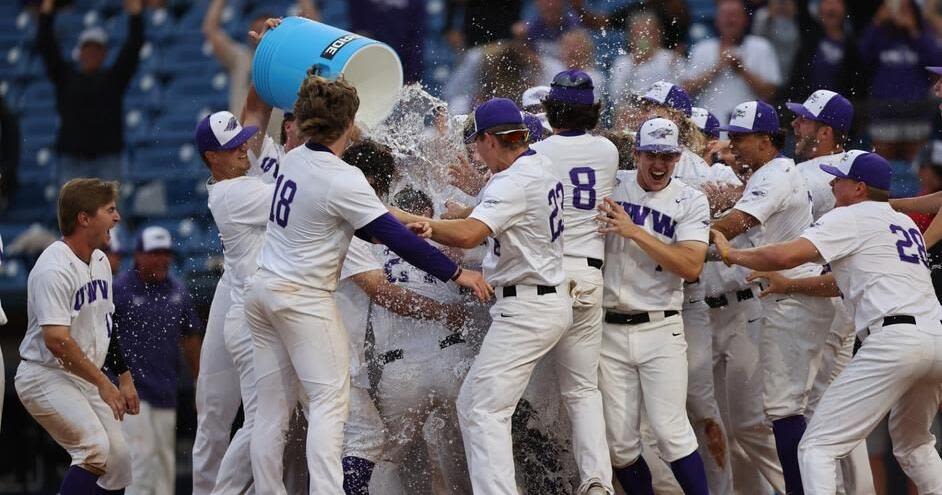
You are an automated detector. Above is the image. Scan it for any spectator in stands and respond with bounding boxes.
[444,0,522,50]
[349,0,425,84]
[37,0,143,185]
[859,0,942,161]
[202,0,317,136]
[787,0,864,106]
[751,0,800,81]
[114,226,202,495]
[512,0,582,56]
[0,94,19,212]
[571,0,692,54]
[558,29,602,91]
[681,0,781,123]
[607,11,683,123]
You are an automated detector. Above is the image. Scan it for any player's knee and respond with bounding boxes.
[609,439,643,468]
[100,435,132,489]
[80,430,111,474]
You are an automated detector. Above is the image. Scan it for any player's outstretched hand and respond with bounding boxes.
[454,269,493,301]
[407,221,432,238]
[98,380,126,421]
[448,155,487,197]
[441,199,469,220]
[709,229,732,266]
[746,271,791,298]
[249,17,282,43]
[596,197,640,239]
[118,372,141,415]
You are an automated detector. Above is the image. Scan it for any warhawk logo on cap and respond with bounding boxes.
[224,116,239,132]
[648,127,675,139]
[734,108,747,119]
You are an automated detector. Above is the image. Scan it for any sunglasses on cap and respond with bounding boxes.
[551,71,593,90]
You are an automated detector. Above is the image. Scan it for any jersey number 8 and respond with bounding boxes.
[270,175,297,228]
[569,167,597,210]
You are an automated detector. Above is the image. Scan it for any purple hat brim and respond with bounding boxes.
[819,164,849,180]
[636,143,682,154]
[219,125,259,150]
[717,124,763,134]
[927,66,942,76]
[785,102,818,121]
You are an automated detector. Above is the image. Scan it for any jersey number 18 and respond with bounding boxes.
[270,175,297,228]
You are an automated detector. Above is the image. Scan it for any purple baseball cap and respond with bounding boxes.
[719,101,780,135]
[635,117,682,154]
[641,81,692,117]
[465,98,526,143]
[195,111,258,154]
[691,107,720,139]
[820,150,892,191]
[522,112,548,143]
[786,90,854,134]
[546,69,596,106]
[927,66,942,76]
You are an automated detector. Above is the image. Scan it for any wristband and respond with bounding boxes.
[451,267,463,281]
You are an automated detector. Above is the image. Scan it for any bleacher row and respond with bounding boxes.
[0,0,721,299]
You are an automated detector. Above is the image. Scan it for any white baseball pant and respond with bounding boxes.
[710,291,785,494]
[806,300,874,495]
[15,361,132,490]
[562,256,615,494]
[192,278,244,495]
[376,337,473,493]
[682,285,733,495]
[799,322,942,494]
[600,313,699,467]
[759,293,836,419]
[245,272,350,495]
[456,286,573,495]
[122,401,176,495]
[209,304,259,495]
[343,385,386,463]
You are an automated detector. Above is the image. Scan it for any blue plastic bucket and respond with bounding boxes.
[252,17,403,127]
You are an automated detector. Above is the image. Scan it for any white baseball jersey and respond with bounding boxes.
[19,241,114,369]
[335,237,383,388]
[207,176,273,306]
[371,246,463,352]
[530,132,619,260]
[256,144,389,292]
[247,134,284,183]
[801,201,942,336]
[797,152,845,220]
[734,156,821,279]
[468,150,566,288]
[603,171,711,312]
[672,149,714,189]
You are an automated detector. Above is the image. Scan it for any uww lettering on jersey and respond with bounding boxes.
[73,279,110,311]
[616,201,677,238]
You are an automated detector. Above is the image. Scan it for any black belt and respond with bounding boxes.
[883,315,916,327]
[380,332,468,364]
[605,310,679,326]
[502,285,556,297]
[705,288,754,309]
[587,257,603,270]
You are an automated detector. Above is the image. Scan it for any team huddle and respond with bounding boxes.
[12,17,942,495]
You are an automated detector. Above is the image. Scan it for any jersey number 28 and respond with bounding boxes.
[269,175,297,228]
[548,182,564,241]
[890,224,929,268]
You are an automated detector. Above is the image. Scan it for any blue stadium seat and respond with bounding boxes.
[0,258,28,293]
[19,147,57,183]
[125,72,162,113]
[0,222,33,246]
[125,108,152,147]
[151,109,203,145]
[165,177,208,217]
[163,73,229,110]
[129,144,184,181]
[19,115,57,153]
[6,181,57,222]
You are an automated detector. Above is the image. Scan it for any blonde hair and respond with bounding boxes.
[294,71,359,145]
[58,178,119,236]
[643,103,706,156]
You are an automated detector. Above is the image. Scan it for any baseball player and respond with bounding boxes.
[711,100,836,495]
[595,117,710,495]
[689,109,785,495]
[371,187,475,493]
[639,84,736,493]
[394,97,586,494]
[528,69,617,495]
[787,89,875,494]
[244,74,489,494]
[15,178,138,494]
[712,150,942,494]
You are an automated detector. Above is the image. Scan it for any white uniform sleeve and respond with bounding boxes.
[468,174,528,237]
[711,164,743,186]
[733,168,788,225]
[676,190,711,244]
[799,207,860,264]
[341,237,383,281]
[31,267,74,327]
[326,169,391,230]
[229,179,274,227]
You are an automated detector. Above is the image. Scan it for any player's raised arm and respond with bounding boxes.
[711,229,821,272]
[746,271,842,298]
